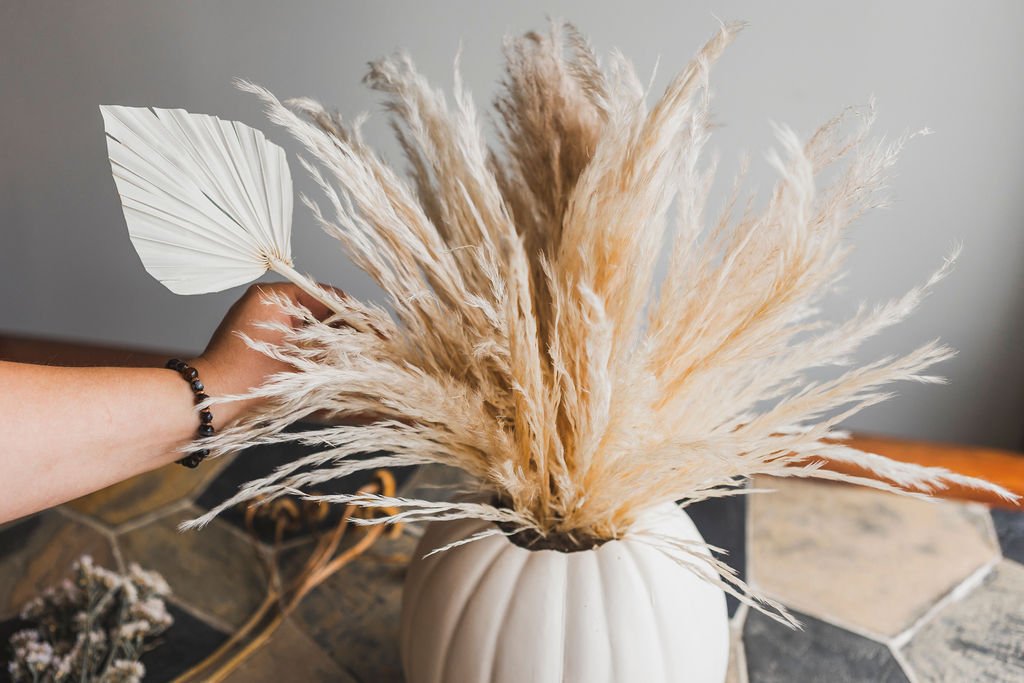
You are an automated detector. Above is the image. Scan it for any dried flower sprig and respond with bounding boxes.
[102,20,1016,617]
[7,556,172,683]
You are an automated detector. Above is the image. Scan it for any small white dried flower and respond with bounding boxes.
[104,659,145,683]
[129,597,173,630]
[116,620,150,641]
[89,564,124,590]
[9,555,173,682]
[128,563,171,596]
[54,653,74,679]
[18,596,46,621]
[11,630,55,671]
[121,579,139,604]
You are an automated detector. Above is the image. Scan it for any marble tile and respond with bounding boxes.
[0,511,116,619]
[292,531,415,682]
[748,476,998,637]
[991,508,1024,563]
[222,618,357,683]
[195,433,412,545]
[140,602,228,681]
[743,608,908,683]
[902,560,1024,682]
[686,493,747,616]
[67,455,234,528]
[117,505,265,629]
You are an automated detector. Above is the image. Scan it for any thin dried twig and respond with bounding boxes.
[173,470,400,683]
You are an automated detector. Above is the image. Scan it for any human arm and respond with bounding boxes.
[0,283,330,523]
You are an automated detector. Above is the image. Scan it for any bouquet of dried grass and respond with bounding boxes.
[103,20,1014,617]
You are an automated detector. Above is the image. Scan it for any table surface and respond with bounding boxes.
[1,450,1022,683]
[1,336,1023,682]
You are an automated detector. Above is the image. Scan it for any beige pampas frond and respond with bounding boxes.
[179,21,1015,616]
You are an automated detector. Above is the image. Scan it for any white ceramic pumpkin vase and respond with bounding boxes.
[400,503,729,683]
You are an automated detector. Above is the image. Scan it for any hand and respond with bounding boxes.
[191,282,335,423]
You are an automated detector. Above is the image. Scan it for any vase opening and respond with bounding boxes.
[503,526,610,552]
[494,510,611,553]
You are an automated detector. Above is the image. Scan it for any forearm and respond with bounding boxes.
[0,283,330,523]
[0,361,213,522]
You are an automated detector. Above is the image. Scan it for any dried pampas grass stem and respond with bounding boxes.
[177,21,1015,619]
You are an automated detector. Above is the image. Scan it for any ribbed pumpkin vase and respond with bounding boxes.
[400,503,730,683]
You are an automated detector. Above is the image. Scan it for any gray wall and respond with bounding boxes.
[2,1,1023,449]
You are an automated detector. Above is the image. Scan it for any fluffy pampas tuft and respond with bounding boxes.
[159,21,1014,619]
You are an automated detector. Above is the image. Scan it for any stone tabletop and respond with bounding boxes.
[1,444,1022,682]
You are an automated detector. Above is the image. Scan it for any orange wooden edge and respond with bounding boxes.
[818,433,1024,509]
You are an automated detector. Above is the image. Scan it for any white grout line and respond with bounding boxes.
[55,506,127,571]
[889,557,998,651]
[55,504,114,537]
[890,643,922,683]
[732,628,750,683]
[729,600,750,683]
[974,502,1002,552]
[111,498,195,536]
[749,585,896,645]
[731,601,750,630]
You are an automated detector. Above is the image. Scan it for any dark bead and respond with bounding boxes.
[178,454,200,468]
[183,367,199,380]
[190,379,204,392]
[193,448,210,458]
[194,393,210,404]
[200,410,214,423]
[198,424,215,437]
[165,358,182,370]
[172,360,187,372]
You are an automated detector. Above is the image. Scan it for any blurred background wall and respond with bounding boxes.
[2,0,1022,449]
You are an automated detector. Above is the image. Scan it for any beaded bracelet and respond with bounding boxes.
[166,358,214,468]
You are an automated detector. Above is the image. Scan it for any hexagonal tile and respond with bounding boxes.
[67,455,235,528]
[743,608,908,682]
[686,493,747,617]
[748,476,998,638]
[902,560,1024,682]
[222,618,356,683]
[195,435,413,545]
[118,505,265,629]
[292,530,415,683]
[0,510,116,619]
[991,508,1024,563]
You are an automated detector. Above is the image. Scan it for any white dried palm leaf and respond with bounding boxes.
[101,105,294,294]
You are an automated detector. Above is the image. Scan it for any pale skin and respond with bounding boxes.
[0,283,332,524]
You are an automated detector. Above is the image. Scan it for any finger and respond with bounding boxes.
[291,290,332,322]
[250,282,337,322]
[284,283,352,324]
